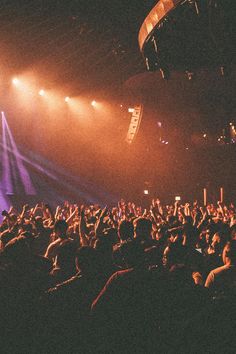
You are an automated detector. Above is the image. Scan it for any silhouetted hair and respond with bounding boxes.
[118,220,134,241]
[54,220,68,238]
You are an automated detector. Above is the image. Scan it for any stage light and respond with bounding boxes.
[65,96,70,102]
[203,133,207,138]
[128,108,134,113]
[39,89,45,96]
[144,189,149,195]
[12,77,19,85]
[91,100,96,107]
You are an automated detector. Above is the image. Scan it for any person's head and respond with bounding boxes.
[183,216,193,225]
[166,215,178,227]
[77,246,98,275]
[133,217,152,240]
[2,236,31,264]
[222,240,236,265]
[34,216,44,231]
[120,240,145,268]
[54,220,68,239]
[118,220,134,242]
[0,230,15,248]
[163,242,187,269]
[95,231,116,264]
[55,240,77,271]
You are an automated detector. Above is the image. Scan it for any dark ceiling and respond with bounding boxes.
[1,1,235,94]
[0,0,157,94]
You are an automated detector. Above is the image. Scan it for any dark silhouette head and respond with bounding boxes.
[133,217,152,240]
[77,246,98,275]
[54,220,68,239]
[56,240,77,270]
[118,220,134,242]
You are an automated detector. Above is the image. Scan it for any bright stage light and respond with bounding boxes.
[128,108,134,113]
[12,77,19,85]
[65,96,70,102]
[91,100,96,107]
[39,89,45,96]
[144,189,149,195]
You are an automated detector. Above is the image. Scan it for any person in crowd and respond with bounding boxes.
[205,239,236,293]
[44,219,72,261]
[0,198,235,353]
[50,239,78,285]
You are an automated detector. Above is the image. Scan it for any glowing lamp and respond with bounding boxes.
[39,89,45,96]
[12,78,19,85]
[144,189,149,195]
[91,100,96,107]
[65,96,70,102]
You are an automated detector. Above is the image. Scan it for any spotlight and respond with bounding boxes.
[65,96,70,102]
[12,77,19,85]
[128,108,134,113]
[144,189,149,195]
[91,100,96,107]
[39,89,45,96]
[203,133,207,138]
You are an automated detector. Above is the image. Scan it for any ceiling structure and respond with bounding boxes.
[0,0,157,94]
[0,1,235,137]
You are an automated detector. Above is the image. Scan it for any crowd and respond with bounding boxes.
[0,199,236,353]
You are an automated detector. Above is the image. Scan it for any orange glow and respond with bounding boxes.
[66,96,89,121]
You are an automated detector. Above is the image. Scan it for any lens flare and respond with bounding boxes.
[12,77,19,85]
[39,89,45,96]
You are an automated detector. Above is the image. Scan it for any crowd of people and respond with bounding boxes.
[0,199,236,353]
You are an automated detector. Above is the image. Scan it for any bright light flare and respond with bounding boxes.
[91,100,96,107]
[65,96,70,102]
[12,77,19,85]
[39,89,45,96]
[144,189,149,195]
